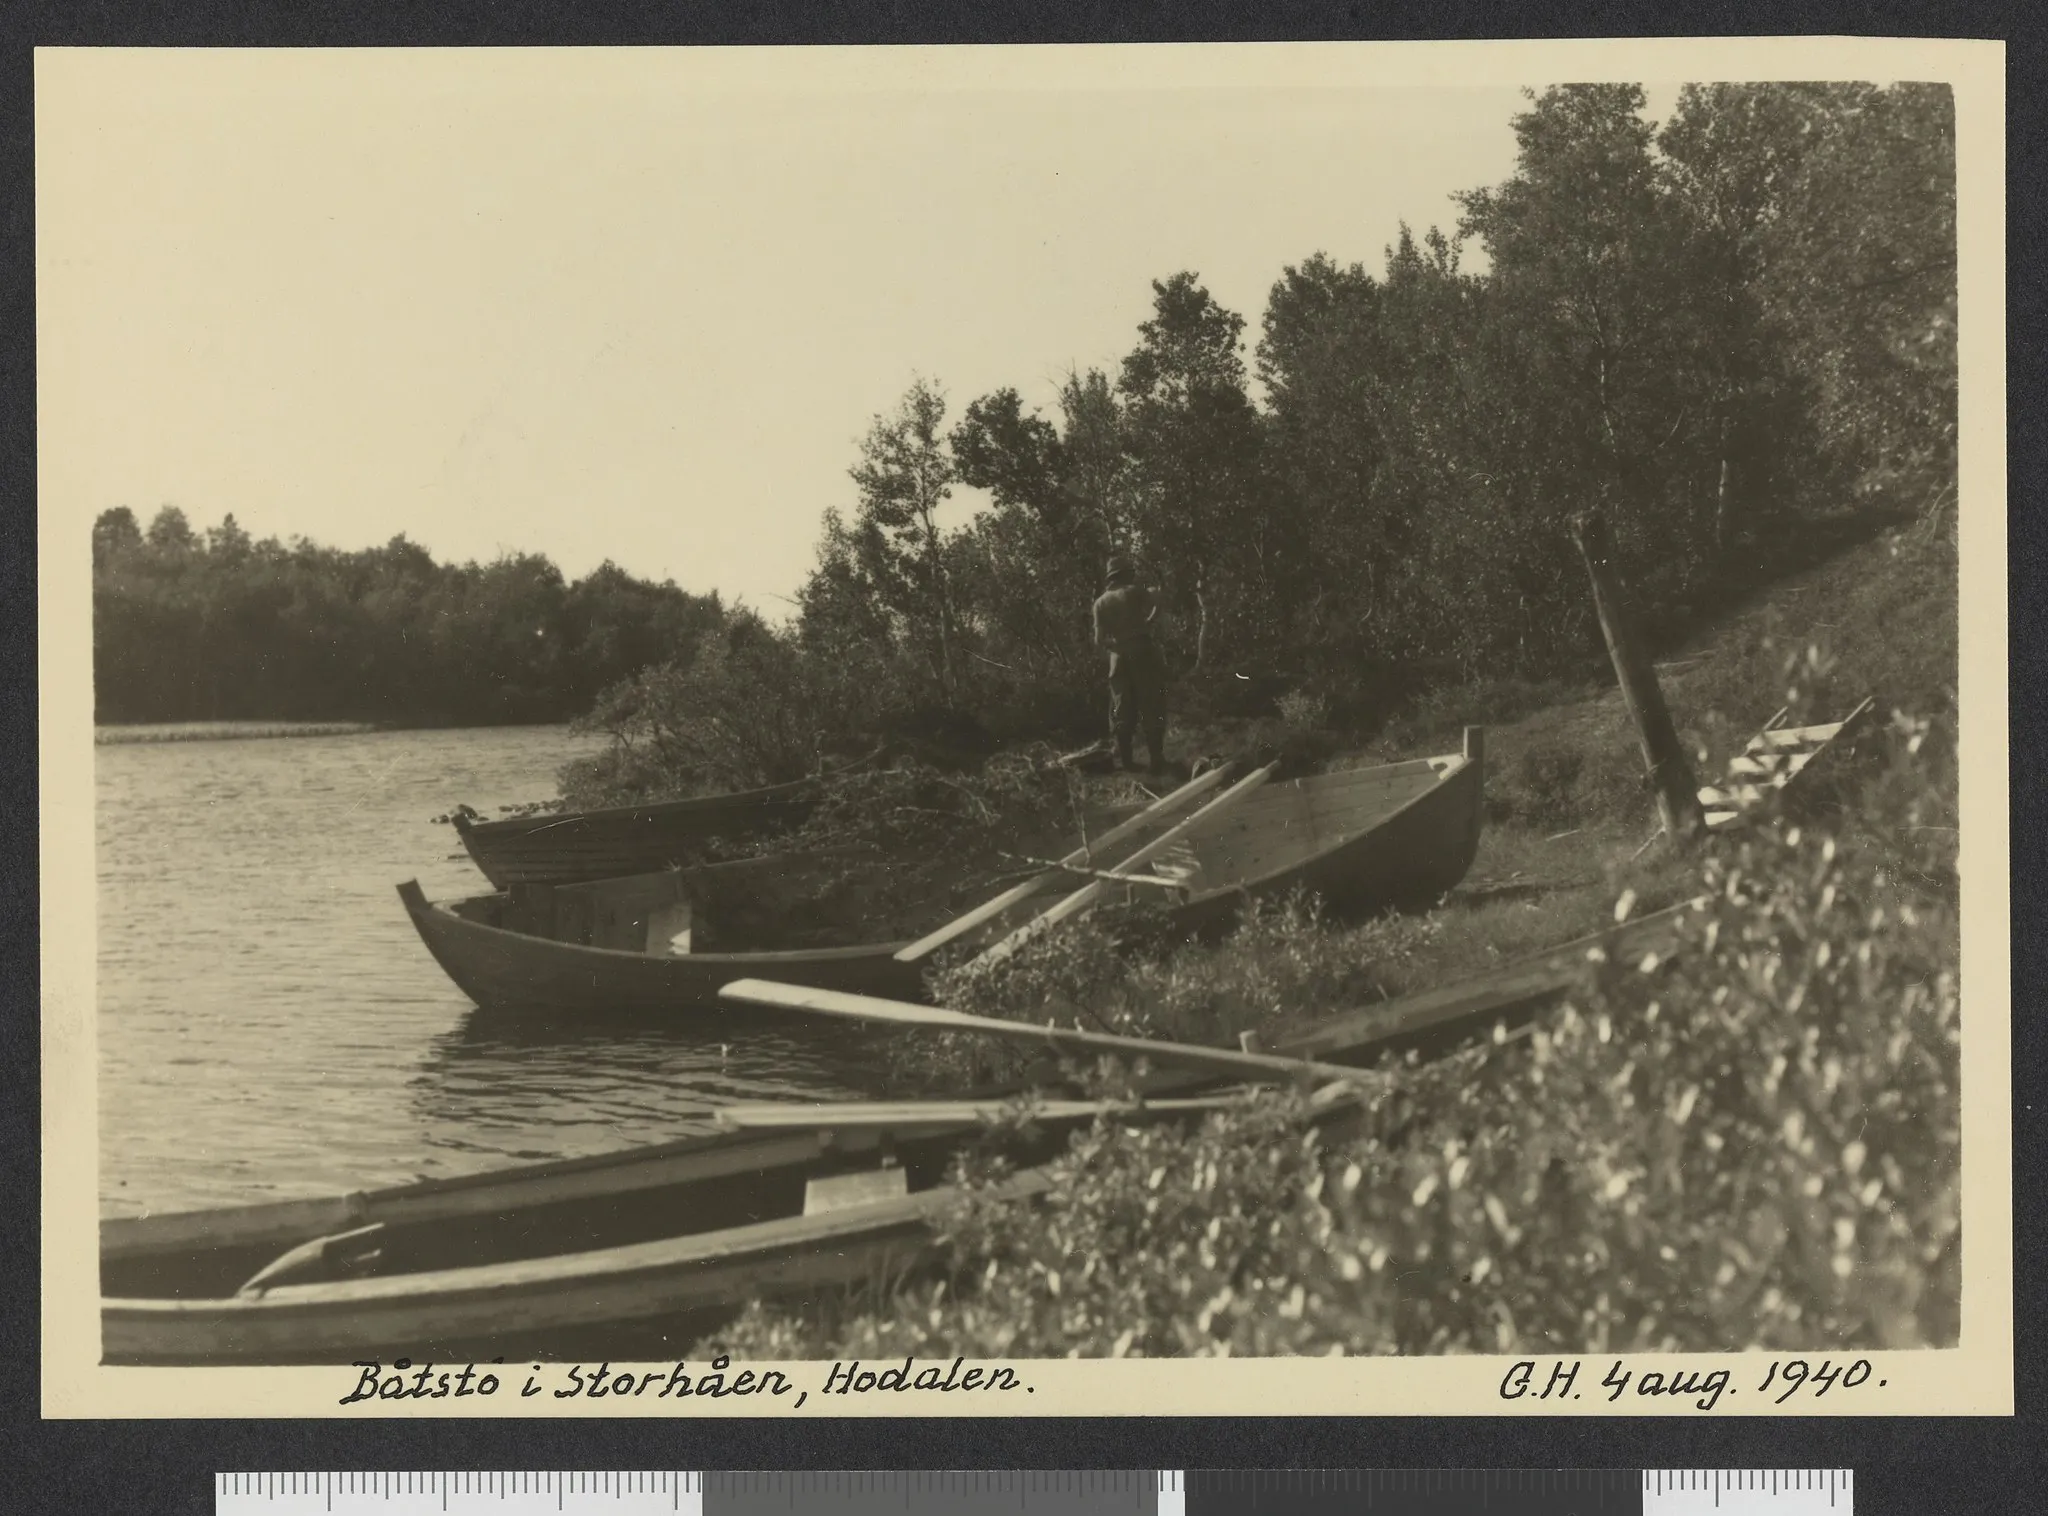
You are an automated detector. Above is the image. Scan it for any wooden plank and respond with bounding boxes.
[892,763,1233,963]
[718,1095,1239,1132]
[1279,899,1701,1064]
[718,974,1366,1088]
[1753,725,1835,751]
[971,762,1279,967]
[1699,782,1769,807]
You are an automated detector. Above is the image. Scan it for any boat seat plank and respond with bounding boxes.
[803,1167,909,1216]
[646,897,694,956]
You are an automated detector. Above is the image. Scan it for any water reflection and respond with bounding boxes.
[406,1002,897,1169]
[98,724,911,1214]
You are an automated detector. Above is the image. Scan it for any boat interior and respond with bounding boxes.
[104,1116,1068,1307]
[452,842,1041,957]
[451,853,883,955]
[1137,755,1465,899]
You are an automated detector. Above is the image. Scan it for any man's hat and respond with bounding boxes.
[1104,554,1136,582]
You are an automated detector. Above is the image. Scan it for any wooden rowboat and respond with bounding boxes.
[402,740,1486,1017]
[101,900,1692,1365]
[1698,697,1874,830]
[1008,728,1487,945]
[399,852,929,1015]
[452,751,882,891]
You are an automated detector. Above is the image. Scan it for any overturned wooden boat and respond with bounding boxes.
[451,752,881,891]
[1698,697,1874,830]
[399,851,929,1015]
[101,898,1691,1365]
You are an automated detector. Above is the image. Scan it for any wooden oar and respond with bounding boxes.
[892,762,1233,964]
[716,1094,1241,1132]
[718,976,1369,1089]
[970,761,1278,967]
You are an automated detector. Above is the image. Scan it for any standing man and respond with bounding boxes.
[1091,554,1168,773]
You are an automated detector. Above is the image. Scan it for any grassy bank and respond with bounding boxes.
[708,516,1960,1358]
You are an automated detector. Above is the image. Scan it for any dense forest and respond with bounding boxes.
[91,510,727,725]
[94,84,1955,773]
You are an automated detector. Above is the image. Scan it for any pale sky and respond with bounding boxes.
[40,50,1684,614]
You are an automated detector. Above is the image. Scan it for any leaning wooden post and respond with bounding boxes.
[1571,509,1704,844]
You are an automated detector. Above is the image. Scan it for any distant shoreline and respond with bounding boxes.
[95,719,598,746]
[95,721,390,745]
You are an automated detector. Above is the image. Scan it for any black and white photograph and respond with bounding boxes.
[37,39,2009,1415]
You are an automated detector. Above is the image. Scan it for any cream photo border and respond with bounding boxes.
[37,34,2011,1418]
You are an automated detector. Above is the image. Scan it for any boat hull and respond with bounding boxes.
[1164,750,1484,935]
[100,1126,844,1301]
[454,784,819,890]
[102,1182,989,1365]
[399,880,925,1014]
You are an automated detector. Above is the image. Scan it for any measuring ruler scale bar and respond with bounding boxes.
[216,1470,1854,1515]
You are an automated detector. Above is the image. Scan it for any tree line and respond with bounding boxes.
[92,506,727,725]
[578,83,1955,795]
[96,85,1955,774]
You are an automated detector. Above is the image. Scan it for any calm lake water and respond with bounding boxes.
[96,725,891,1219]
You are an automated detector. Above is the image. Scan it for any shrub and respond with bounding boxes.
[1504,741,1587,832]
[1276,689,1329,731]
[560,616,861,807]
[717,727,1958,1358]
[1381,676,1583,752]
[911,890,1444,1091]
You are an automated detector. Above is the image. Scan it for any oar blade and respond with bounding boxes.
[719,977,970,1029]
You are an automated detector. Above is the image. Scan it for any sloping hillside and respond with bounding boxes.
[717,517,1963,1361]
